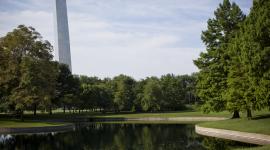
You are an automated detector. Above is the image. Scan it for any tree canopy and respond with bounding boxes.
[0,25,57,120]
[194,0,245,116]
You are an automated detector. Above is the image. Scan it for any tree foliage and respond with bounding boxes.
[141,77,162,111]
[194,0,245,114]
[0,25,57,119]
[225,0,270,118]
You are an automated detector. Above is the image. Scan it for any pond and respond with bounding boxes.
[0,123,256,150]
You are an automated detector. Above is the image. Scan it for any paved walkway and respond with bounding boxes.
[195,125,270,145]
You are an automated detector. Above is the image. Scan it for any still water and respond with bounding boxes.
[0,123,256,150]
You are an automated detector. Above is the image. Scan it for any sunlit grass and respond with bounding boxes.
[199,110,270,135]
[0,119,67,128]
[92,111,231,118]
[234,145,270,150]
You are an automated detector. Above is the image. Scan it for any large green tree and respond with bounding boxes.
[141,77,162,112]
[194,0,245,117]
[133,79,147,112]
[226,0,270,118]
[112,75,136,111]
[55,64,80,113]
[0,45,10,111]
[0,25,57,120]
[160,74,185,110]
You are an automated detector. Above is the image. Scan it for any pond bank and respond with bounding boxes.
[0,123,74,134]
[195,125,270,145]
[0,116,227,134]
[89,116,228,122]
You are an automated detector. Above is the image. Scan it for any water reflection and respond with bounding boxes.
[0,123,256,150]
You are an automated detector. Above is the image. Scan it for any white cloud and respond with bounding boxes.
[0,10,54,45]
[0,0,252,79]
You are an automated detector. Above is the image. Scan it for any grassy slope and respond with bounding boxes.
[199,110,270,135]
[93,111,231,118]
[234,145,270,150]
[0,110,230,128]
[200,118,270,135]
[89,109,269,119]
[0,120,66,128]
[6,110,231,120]
[95,120,201,124]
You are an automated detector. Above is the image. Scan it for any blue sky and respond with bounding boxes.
[0,0,252,79]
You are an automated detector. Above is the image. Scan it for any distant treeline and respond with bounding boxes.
[77,73,197,113]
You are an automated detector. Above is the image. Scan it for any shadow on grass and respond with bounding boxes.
[252,114,270,120]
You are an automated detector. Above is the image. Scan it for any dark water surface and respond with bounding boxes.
[0,123,256,150]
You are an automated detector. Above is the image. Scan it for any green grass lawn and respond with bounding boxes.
[0,120,67,128]
[90,109,270,119]
[1,109,269,129]
[0,110,232,121]
[234,145,270,150]
[95,120,202,124]
[199,111,270,135]
[92,111,231,118]
[0,110,230,128]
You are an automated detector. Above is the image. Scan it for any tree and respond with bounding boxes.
[224,35,247,118]
[96,84,113,112]
[0,25,56,120]
[79,76,113,112]
[182,74,198,105]
[79,75,101,85]
[10,57,57,116]
[226,0,270,118]
[133,79,147,112]
[160,74,185,110]
[0,45,10,112]
[80,84,96,111]
[55,64,80,113]
[194,0,245,118]
[141,77,162,112]
[112,75,136,111]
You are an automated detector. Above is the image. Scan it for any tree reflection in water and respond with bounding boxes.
[0,123,257,150]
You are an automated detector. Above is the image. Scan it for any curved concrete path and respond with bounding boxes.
[195,125,270,145]
[0,124,74,134]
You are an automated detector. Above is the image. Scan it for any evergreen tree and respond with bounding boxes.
[194,0,245,117]
[227,0,270,118]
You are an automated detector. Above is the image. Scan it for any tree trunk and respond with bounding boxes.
[231,110,240,119]
[247,109,252,119]
[49,106,52,115]
[33,104,37,116]
[20,110,24,122]
[63,105,66,114]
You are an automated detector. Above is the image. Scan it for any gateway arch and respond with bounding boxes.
[54,0,72,71]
